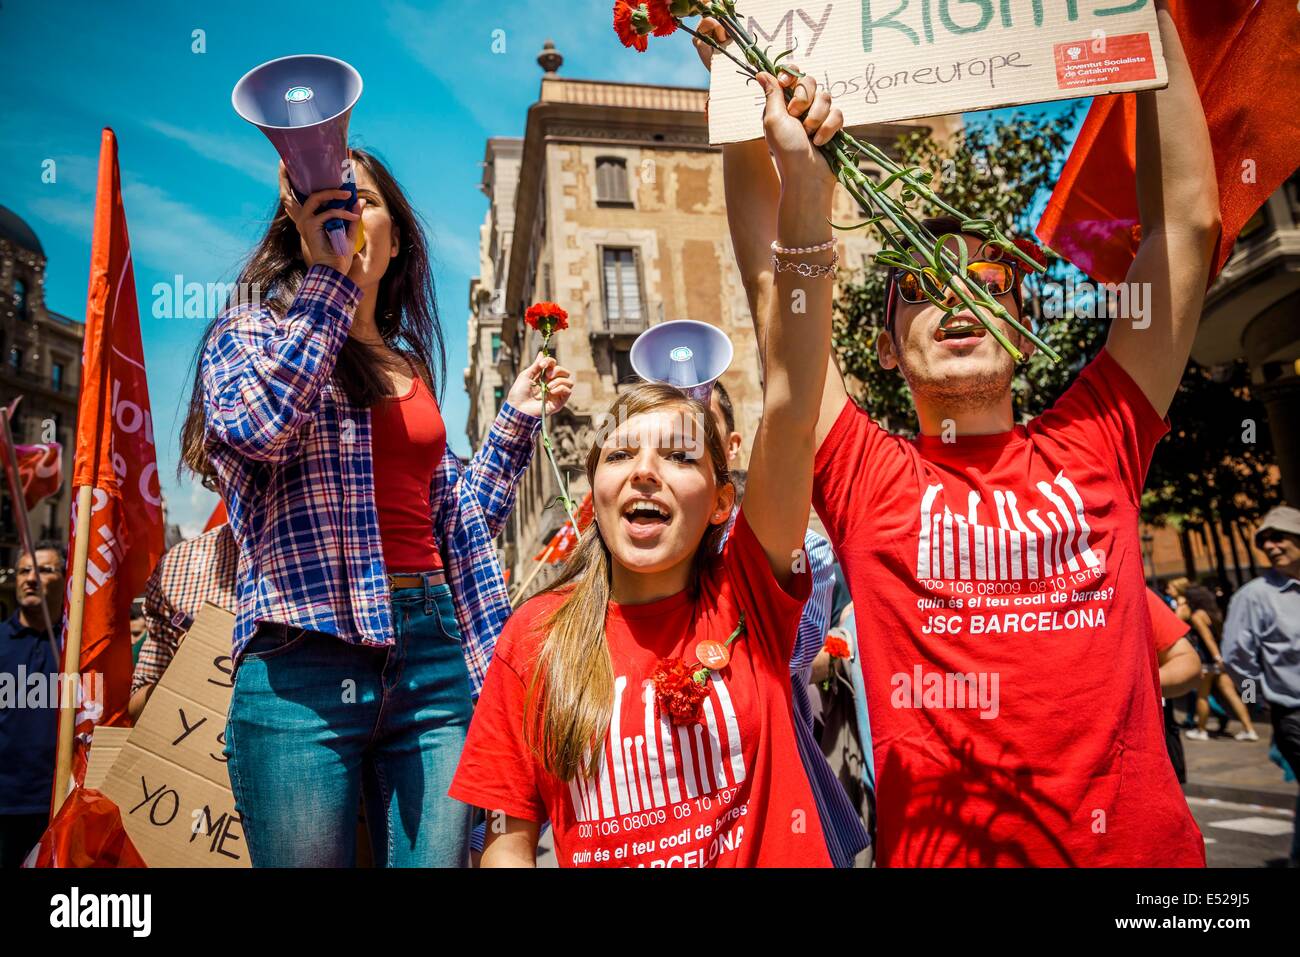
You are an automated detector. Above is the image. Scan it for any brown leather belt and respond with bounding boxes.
[388,571,447,591]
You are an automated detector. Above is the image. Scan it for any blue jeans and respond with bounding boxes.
[225,580,473,867]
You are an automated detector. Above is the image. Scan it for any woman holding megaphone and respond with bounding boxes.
[180,148,573,867]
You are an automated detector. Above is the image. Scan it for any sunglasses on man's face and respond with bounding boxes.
[895,260,1018,305]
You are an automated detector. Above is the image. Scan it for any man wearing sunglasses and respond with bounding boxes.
[720,3,1219,866]
[1222,506,1300,868]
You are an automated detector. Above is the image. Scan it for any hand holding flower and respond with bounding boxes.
[507,352,574,419]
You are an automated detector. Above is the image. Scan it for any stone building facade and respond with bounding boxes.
[463,44,960,593]
[0,206,85,599]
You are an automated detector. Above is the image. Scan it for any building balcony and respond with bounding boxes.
[586,299,664,338]
[1193,177,1300,367]
[0,365,77,401]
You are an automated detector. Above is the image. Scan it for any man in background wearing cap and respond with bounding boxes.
[1222,505,1300,867]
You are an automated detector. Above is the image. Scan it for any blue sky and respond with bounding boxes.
[1,0,1081,536]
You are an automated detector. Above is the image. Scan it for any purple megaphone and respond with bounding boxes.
[629,320,734,403]
[233,54,363,258]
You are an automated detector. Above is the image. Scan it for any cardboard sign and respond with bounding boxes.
[100,603,248,868]
[83,726,131,791]
[708,0,1168,144]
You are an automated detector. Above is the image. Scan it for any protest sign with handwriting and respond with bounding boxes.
[708,0,1167,144]
[100,603,248,868]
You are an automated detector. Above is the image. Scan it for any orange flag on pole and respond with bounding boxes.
[53,129,165,804]
[1037,0,1300,284]
[203,498,228,531]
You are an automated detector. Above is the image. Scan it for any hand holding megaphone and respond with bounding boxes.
[279,163,364,276]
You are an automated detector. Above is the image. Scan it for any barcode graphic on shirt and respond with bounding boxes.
[915,471,1101,582]
[567,675,747,822]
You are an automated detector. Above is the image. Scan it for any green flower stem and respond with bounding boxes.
[723,612,746,646]
[830,149,1028,361]
[688,1,1060,364]
[537,329,580,534]
[691,613,747,685]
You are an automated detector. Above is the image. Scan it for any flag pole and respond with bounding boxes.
[510,538,559,607]
[51,484,94,810]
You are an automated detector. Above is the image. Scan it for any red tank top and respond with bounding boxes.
[370,363,446,573]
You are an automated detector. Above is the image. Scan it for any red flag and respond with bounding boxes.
[28,788,146,868]
[203,498,228,531]
[533,492,594,563]
[14,442,64,510]
[55,129,165,794]
[1038,0,1300,284]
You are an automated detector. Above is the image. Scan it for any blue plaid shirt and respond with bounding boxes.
[201,264,538,696]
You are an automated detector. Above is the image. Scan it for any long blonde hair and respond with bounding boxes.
[524,383,732,781]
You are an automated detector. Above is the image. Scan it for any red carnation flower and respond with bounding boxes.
[646,0,678,37]
[613,0,649,51]
[823,635,851,659]
[652,658,711,725]
[524,301,569,336]
[1010,236,1049,271]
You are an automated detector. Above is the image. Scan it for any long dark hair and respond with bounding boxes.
[178,148,446,484]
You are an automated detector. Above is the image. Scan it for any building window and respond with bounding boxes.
[613,347,636,386]
[52,362,64,392]
[13,279,27,319]
[595,156,632,206]
[9,347,23,372]
[490,332,502,364]
[601,247,643,329]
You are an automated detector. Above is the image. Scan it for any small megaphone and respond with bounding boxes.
[629,320,734,403]
[233,54,363,258]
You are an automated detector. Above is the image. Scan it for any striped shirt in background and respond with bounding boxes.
[131,523,239,694]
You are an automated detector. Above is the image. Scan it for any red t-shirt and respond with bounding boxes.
[813,349,1204,867]
[1147,591,1189,655]
[450,511,831,868]
[370,370,446,573]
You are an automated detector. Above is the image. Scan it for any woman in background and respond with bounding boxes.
[1167,577,1259,742]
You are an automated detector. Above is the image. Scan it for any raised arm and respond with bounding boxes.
[1105,1,1221,417]
[202,267,358,463]
[697,18,850,455]
[203,177,363,463]
[741,71,844,586]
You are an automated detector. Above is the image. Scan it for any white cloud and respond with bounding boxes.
[141,119,278,184]
[118,178,248,282]
[430,228,480,277]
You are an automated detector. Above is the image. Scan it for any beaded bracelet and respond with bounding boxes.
[772,250,838,278]
[770,238,836,255]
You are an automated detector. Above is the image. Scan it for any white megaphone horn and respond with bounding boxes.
[629,320,734,403]
[232,54,363,258]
